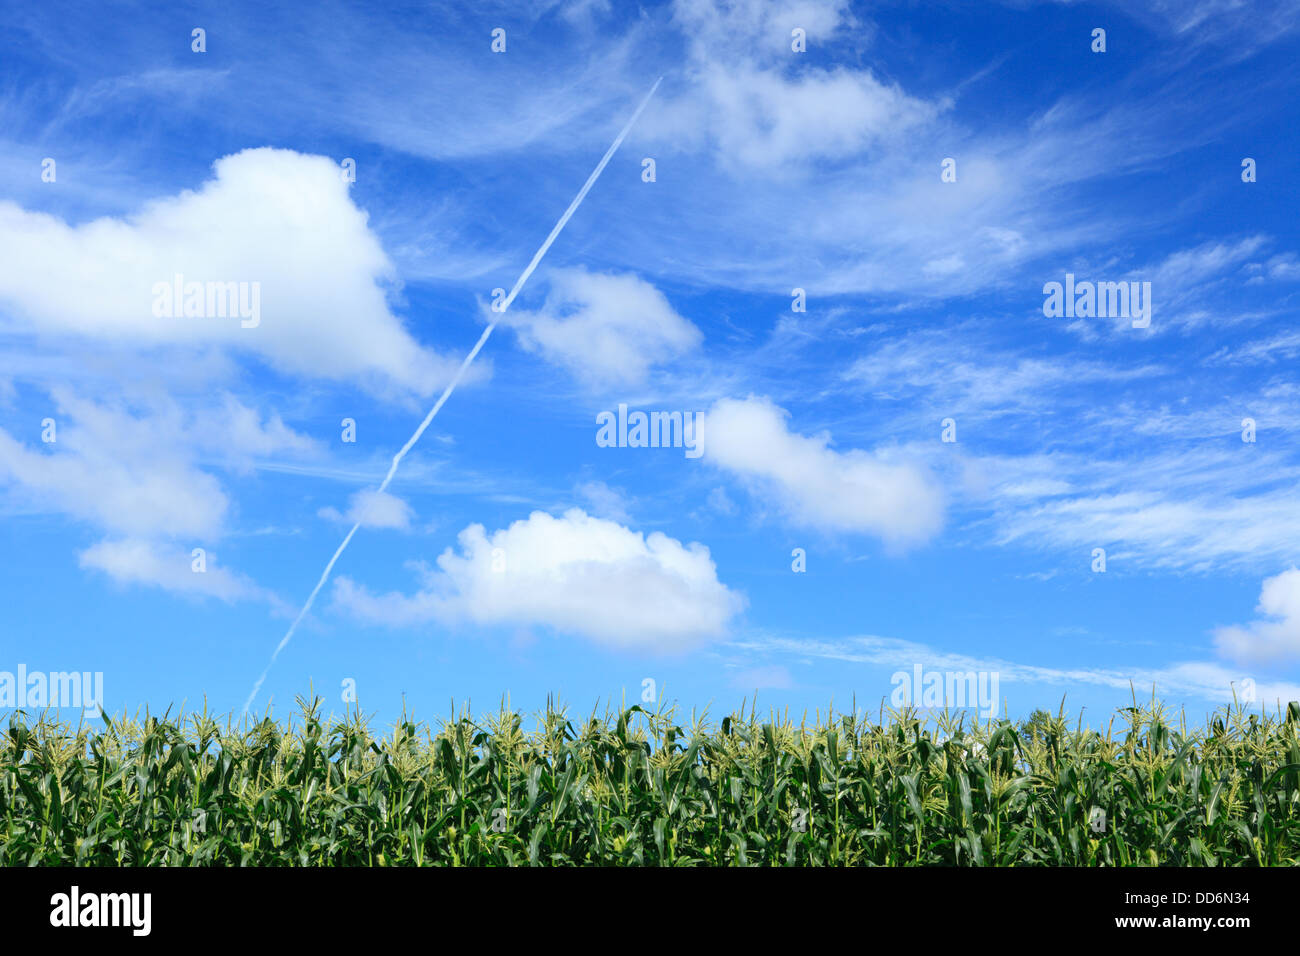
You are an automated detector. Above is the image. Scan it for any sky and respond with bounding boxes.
[3,0,1300,728]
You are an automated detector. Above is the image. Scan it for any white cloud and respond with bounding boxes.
[0,148,466,395]
[690,62,936,169]
[79,538,280,606]
[1,401,221,539]
[0,388,315,539]
[0,426,225,537]
[332,508,744,651]
[654,0,935,169]
[215,397,318,468]
[0,388,315,604]
[318,489,415,531]
[1214,568,1300,665]
[700,396,944,546]
[502,269,701,386]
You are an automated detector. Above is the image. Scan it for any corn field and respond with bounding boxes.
[3,696,1299,866]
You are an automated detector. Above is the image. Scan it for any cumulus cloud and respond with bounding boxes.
[318,489,415,531]
[501,269,701,386]
[699,397,944,546]
[1214,569,1300,665]
[0,148,465,395]
[332,508,744,651]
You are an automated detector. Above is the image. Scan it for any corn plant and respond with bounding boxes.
[2,694,1298,866]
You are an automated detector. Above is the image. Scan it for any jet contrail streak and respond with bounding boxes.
[242,76,663,717]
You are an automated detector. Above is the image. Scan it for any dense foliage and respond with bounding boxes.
[3,696,1299,866]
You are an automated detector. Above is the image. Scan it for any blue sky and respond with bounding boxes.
[3,0,1300,727]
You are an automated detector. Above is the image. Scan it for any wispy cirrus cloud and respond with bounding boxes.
[735,633,1300,709]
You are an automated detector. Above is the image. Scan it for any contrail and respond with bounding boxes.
[242,76,663,717]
